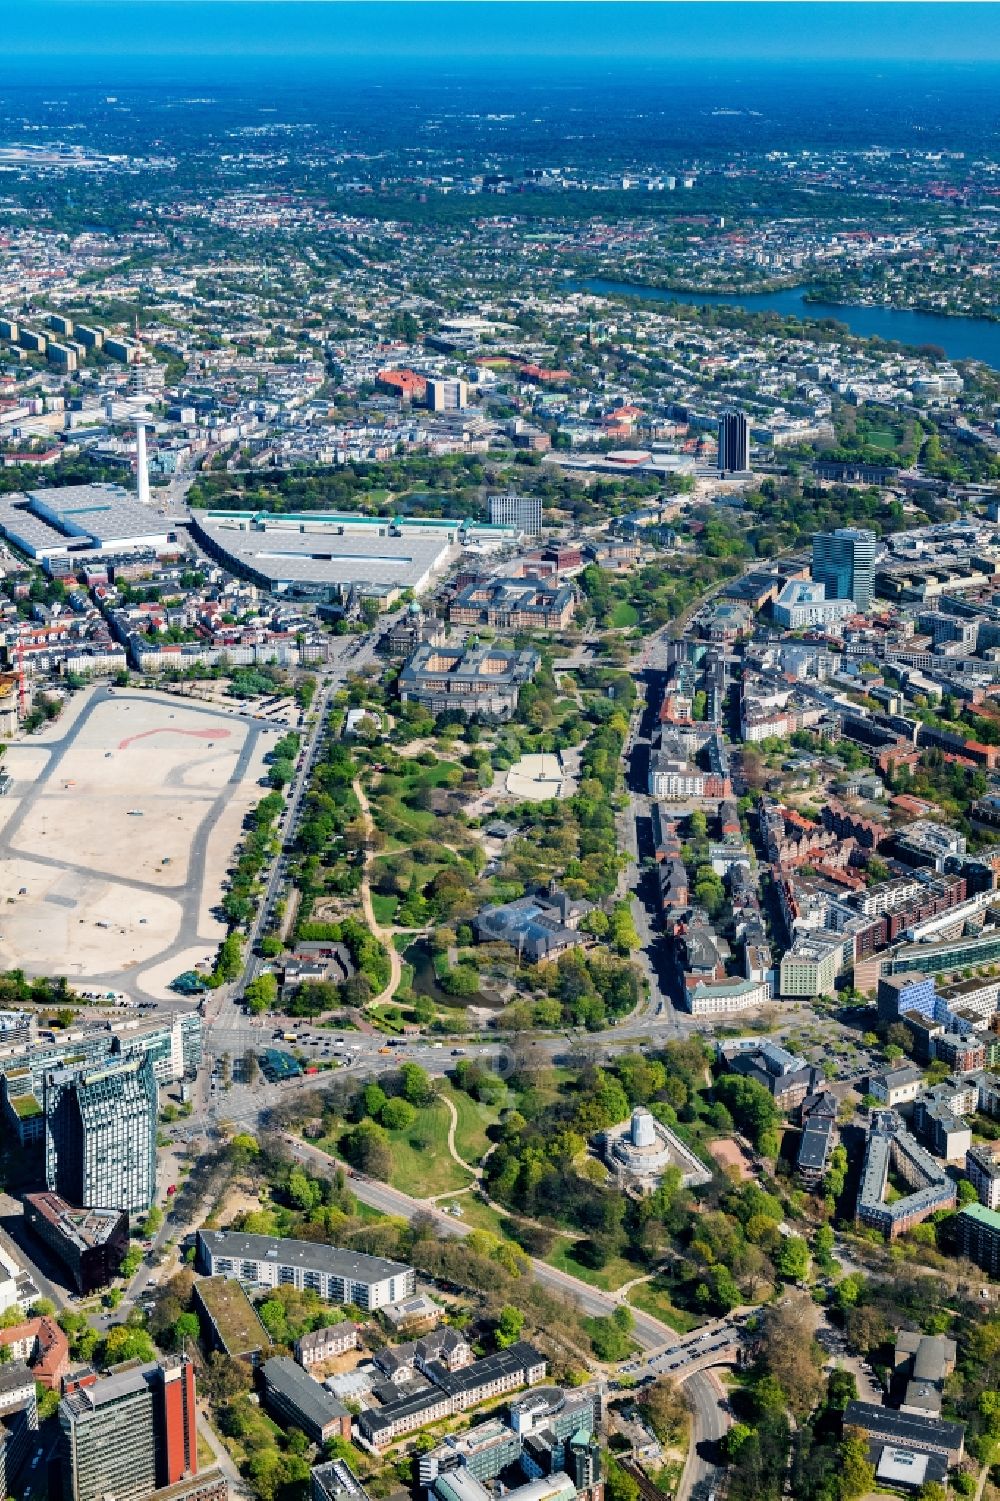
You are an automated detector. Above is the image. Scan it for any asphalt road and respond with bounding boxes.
[205,627,387,1035]
[282,1131,678,1348]
[0,1192,71,1307]
[677,1368,731,1501]
[13,1424,60,1501]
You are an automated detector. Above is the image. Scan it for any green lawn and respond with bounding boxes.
[371,893,399,925]
[368,759,467,844]
[405,759,464,788]
[315,1115,471,1201]
[628,1278,707,1334]
[374,796,439,838]
[371,854,453,914]
[440,1082,502,1166]
[511,1066,577,1111]
[433,1192,510,1236]
[544,1239,639,1292]
[609,601,639,629]
[385,1098,475,1197]
[367,1003,410,1033]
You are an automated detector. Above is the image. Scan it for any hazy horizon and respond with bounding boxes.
[5,0,1000,75]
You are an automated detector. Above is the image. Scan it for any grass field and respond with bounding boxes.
[411,760,465,788]
[370,852,453,910]
[368,758,466,843]
[627,1278,706,1333]
[367,1001,410,1033]
[609,601,639,628]
[352,1196,397,1223]
[544,1239,639,1292]
[384,1097,475,1197]
[433,1192,510,1235]
[373,797,439,838]
[315,1111,472,1200]
[371,892,399,925]
[440,1082,502,1166]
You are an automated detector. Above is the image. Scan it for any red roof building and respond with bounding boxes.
[0,1316,70,1389]
[376,369,427,401]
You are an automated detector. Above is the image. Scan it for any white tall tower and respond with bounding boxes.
[135,421,150,505]
[631,1108,656,1148]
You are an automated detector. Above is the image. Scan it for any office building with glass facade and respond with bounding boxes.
[44,1054,157,1214]
[811,528,878,610]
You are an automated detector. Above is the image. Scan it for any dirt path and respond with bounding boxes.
[440,1091,480,1177]
[353,777,402,1006]
[613,1270,660,1301]
[197,1404,249,1496]
[432,1095,581,1240]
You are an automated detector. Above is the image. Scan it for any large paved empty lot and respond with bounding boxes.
[0,685,271,997]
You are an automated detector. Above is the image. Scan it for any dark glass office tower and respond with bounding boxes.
[718,409,750,474]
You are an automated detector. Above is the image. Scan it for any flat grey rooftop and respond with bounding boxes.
[31,486,169,544]
[198,1228,412,1285]
[195,515,452,588]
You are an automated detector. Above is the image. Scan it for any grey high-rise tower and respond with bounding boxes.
[811,527,878,611]
[44,1054,157,1214]
[58,1355,198,1501]
[718,409,750,475]
[489,493,543,536]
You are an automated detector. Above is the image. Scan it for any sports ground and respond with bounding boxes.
[0,685,271,998]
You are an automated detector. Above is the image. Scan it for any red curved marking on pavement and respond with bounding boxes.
[117,726,233,751]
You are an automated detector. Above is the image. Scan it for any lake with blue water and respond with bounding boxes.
[579,278,1000,371]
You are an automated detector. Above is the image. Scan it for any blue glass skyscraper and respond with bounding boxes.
[811,527,877,610]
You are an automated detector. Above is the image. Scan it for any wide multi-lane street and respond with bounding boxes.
[203,626,385,1039]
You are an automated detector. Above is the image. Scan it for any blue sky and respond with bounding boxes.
[5,1,1000,68]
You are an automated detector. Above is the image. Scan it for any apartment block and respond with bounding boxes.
[296,1322,359,1369]
[193,1277,272,1367]
[359,1344,547,1449]
[779,938,841,999]
[196,1230,415,1310]
[260,1357,351,1446]
[956,1203,1000,1276]
[856,1110,956,1239]
[966,1143,1000,1211]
